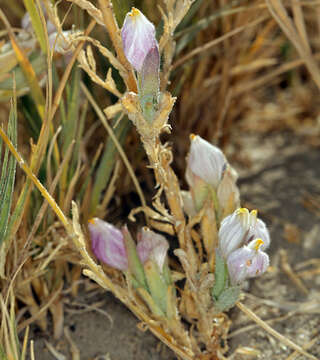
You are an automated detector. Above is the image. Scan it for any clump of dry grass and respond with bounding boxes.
[0,0,319,359]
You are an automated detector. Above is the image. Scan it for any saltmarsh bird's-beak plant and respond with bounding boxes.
[74,5,274,358]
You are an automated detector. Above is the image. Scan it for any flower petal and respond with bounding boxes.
[227,244,269,285]
[121,8,157,72]
[137,227,169,271]
[218,208,248,259]
[186,134,226,188]
[88,218,128,270]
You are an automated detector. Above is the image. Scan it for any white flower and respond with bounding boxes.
[186,134,226,189]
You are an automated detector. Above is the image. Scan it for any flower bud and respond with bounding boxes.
[218,208,270,259]
[186,134,226,189]
[121,8,157,72]
[88,218,128,271]
[137,227,169,272]
[137,228,170,314]
[139,45,160,121]
[217,165,240,217]
[226,239,269,285]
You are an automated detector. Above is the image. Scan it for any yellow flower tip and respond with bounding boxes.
[129,7,141,18]
[254,238,264,251]
[88,218,95,224]
[190,133,197,141]
[237,207,248,215]
[251,209,258,217]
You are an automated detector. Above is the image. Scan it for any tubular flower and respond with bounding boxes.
[88,218,128,271]
[226,238,269,285]
[137,227,169,272]
[218,207,270,259]
[217,208,270,285]
[121,8,158,72]
[186,134,226,189]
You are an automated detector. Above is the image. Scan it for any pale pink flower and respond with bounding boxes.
[88,218,128,271]
[226,239,269,285]
[121,8,157,72]
[137,227,169,272]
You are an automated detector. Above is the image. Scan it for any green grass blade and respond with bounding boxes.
[22,0,48,54]
[61,67,80,155]
[90,115,131,214]
[59,67,80,204]
[0,97,17,244]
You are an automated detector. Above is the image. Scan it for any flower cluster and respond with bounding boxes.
[218,208,270,285]
[184,135,270,310]
[88,218,172,316]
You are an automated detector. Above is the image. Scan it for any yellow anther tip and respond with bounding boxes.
[251,209,258,216]
[130,7,140,17]
[88,218,95,224]
[254,238,264,250]
[238,208,248,214]
[190,133,197,141]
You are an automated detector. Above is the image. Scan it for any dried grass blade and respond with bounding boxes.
[0,9,46,119]
[290,0,311,53]
[0,126,70,231]
[266,0,320,92]
[20,326,30,360]
[237,301,318,360]
[66,0,104,26]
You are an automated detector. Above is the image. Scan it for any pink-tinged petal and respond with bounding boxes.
[121,8,157,72]
[186,134,226,189]
[227,247,252,285]
[227,240,269,285]
[247,249,269,278]
[88,218,128,271]
[137,227,169,271]
[247,218,270,250]
[218,208,271,259]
